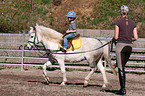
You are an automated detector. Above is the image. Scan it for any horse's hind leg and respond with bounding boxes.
[97,59,110,89]
[43,61,52,84]
[84,68,95,87]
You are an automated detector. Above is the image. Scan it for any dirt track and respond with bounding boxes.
[0,69,145,96]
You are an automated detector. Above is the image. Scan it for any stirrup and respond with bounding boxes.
[60,47,66,53]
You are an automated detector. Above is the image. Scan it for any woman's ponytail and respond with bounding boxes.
[125,11,128,26]
[120,5,129,26]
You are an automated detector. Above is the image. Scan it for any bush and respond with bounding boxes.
[0,0,144,37]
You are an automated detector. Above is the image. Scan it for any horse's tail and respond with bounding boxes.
[101,41,117,76]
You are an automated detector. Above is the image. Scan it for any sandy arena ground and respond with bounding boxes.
[0,68,145,96]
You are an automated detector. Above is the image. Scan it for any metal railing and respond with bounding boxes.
[0,31,145,72]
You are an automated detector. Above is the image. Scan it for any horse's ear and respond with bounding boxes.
[30,27,33,29]
[36,23,39,26]
[29,27,33,34]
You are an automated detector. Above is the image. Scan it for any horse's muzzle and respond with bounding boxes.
[27,42,34,50]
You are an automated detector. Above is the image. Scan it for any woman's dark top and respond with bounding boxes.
[114,17,136,44]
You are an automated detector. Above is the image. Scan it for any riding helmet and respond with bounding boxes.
[65,11,76,18]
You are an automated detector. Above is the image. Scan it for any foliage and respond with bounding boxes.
[0,0,144,37]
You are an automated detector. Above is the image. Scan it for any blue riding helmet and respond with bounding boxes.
[65,11,76,18]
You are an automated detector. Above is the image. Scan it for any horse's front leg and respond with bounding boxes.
[57,59,67,86]
[43,61,52,84]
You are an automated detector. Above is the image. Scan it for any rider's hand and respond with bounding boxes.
[66,30,69,33]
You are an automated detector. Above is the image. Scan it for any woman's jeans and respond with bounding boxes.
[63,33,76,48]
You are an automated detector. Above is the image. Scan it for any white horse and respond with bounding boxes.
[27,24,116,88]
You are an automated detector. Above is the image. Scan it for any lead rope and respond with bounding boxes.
[52,41,111,54]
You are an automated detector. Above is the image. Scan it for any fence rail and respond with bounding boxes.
[0,32,145,73]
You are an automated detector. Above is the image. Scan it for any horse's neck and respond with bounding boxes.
[36,26,62,50]
[41,36,59,50]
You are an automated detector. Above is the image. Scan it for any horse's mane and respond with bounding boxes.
[35,25,63,43]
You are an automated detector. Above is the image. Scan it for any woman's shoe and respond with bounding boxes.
[115,69,126,95]
[115,88,126,95]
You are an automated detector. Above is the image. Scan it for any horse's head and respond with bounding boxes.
[27,27,40,49]
[27,24,63,50]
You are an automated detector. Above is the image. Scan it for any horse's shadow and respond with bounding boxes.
[27,80,119,95]
[27,80,102,88]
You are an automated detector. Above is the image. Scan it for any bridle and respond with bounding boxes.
[27,28,49,56]
[27,28,57,63]
[27,30,41,50]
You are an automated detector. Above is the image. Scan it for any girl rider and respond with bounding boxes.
[60,11,77,52]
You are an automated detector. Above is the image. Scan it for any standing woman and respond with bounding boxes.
[111,5,138,95]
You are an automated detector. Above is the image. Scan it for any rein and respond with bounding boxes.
[28,40,111,55]
[31,42,50,57]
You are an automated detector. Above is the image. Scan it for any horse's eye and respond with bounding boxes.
[31,36,34,38]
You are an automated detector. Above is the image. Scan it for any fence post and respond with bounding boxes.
[21,31,25,71]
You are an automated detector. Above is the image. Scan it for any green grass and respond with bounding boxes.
[0,0,144,37]
[0,68,6,70]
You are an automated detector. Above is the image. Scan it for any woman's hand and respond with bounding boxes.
[111,37,117,45]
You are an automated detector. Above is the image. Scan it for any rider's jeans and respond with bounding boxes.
[63,33,76,48]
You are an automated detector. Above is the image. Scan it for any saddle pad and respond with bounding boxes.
[59,37,81,51]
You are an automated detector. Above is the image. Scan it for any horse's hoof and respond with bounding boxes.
[83,83,88,87]
[60,84,65,87]
[46,81,49,85]
[102,83,112,89]
[60,82,65,86]
[102,84,106,89]
[44,81,49,85]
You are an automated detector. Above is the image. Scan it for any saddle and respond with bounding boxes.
[59,34,81,51]
[67,34,80,49]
